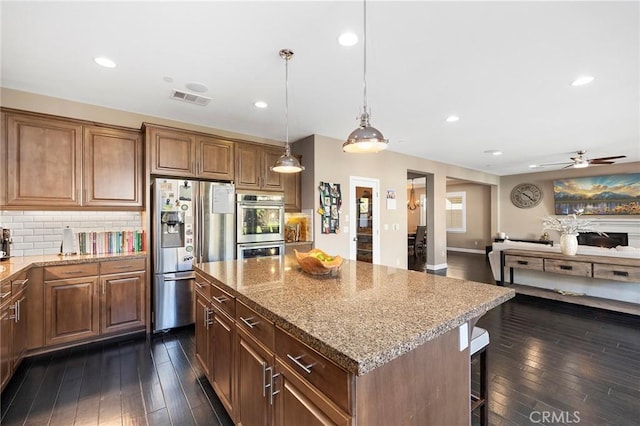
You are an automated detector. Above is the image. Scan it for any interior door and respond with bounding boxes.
[349,177,380,264]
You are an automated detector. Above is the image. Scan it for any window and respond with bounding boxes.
[446,191,466,232]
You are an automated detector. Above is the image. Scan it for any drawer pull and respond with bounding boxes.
[113,265,131,269]
[287,354,314,374]
[613,270,629,277]
[0,291,10,299]
[240,316,260,329]
[62,270,84,274]
[195,281,206,288]
[212,295,229,304]
[12,279,28,286]
[559,265,573,271]
[517,260,529,265]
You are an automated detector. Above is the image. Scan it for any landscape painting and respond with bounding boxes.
[553,173,640,215]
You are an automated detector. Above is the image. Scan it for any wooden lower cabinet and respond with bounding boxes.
[0,299,13,391]
[212,307,234,416]
[275,359,350,426]
[195,290,213,380]
[100,271,145,334]
[44,276,100,346]
[236,327,273,426]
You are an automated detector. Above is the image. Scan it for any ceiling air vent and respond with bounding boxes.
[170,89,211,106]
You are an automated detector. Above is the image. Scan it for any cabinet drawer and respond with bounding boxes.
[504,255,543,271]
[11,272,29,293]
[0,279,11,304]
[544,259,591,277]
[275,328,351,413]
[210,284,235,318]
[100,258,145,275]
[194,273,211,299]
[593,263,640,283]
[44,263,99,280]
[236,300,274,351]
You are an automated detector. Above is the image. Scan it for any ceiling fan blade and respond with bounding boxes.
[589,160,615,165]
[589,155,626,161]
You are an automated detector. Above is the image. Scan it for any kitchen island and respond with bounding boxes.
[195,255,514,426]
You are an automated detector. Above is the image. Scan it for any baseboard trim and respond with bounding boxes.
[426,262,448,271]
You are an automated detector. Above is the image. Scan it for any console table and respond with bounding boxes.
[499,249,640,286]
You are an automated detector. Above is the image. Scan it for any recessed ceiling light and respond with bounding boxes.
[571,75,594,86]
[529,164,539,168]
[338,32,358,47]
[445,115,459,123]
[254,101,268,109]
[163,76,174,83]
[94,56,116,68]
[186,81,208,93]
[483,149,502,156]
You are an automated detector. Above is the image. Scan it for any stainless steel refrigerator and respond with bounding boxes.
[152,178,235,332]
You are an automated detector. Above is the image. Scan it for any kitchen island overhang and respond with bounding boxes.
[195,255,514,425]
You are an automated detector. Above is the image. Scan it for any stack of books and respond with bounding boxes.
[77,230,145,255]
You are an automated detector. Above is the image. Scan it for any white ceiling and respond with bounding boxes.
[2,1,638,176]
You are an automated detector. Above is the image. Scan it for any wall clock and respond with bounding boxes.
[510,183,542,208]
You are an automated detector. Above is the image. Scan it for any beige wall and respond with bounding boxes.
[309,135,500,269]
[499,163,640,241]
[446,182,492,251]
[0,87,283,146]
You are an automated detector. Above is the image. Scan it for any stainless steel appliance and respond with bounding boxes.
[1,228,11,260]
[152,178,235,332]
[237,193,285,257]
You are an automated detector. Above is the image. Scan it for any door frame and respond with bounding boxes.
[349,176,380,264]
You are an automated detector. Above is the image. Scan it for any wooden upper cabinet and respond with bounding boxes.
[3,111,82,207]
[146,124,235,180]
[235,142,284,192]
[198,136,234,180]
[283,155,302,212]
[83,126,143,208]
[147,125,197,176]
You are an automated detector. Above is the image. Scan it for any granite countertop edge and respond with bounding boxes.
[196,266,515,376]
[0,252,147,281]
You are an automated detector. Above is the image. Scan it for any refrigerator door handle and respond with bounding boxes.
[163,273,196,281]
[198,182,204,264]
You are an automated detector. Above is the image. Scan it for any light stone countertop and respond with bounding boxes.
[0,252,147,282]
[195,255,515,376]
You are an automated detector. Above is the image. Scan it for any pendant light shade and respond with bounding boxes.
[343,0,388,154]
[271,49,304,173]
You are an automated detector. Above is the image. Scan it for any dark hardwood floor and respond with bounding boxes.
[3,252,639,425]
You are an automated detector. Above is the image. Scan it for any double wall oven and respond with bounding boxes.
[236,193,285,259]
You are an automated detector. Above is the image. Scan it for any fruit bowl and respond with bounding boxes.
[293,248,343,275]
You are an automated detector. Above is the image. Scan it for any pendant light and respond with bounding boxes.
[271,49,305,173]
[407,179,420,211]
[343,0,388,154]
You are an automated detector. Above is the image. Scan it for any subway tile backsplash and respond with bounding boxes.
[0,211,143,256]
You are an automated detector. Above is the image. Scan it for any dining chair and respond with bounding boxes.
[414,226,427,255]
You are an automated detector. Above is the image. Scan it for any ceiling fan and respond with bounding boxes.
[536,150,626,169]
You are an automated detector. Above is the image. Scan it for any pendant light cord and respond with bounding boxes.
[362,0,368,114]
[283,50,291,155]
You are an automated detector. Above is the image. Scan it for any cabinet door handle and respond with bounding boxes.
[212,295,228,304]
[517,260,528,265]
[0,291,10,299]
[12,279,28,286]
[286,353,314,374]
[613,270,629,277]
[262,362,268,398]
[240,316,259,329]
[16,299,21,322]
[102,282,106,295]
[9,303,17,321]
[559,265,573,271]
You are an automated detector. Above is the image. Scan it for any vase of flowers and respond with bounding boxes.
[541,210,604,256]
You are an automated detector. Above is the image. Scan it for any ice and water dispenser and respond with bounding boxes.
[160,211,186,248]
